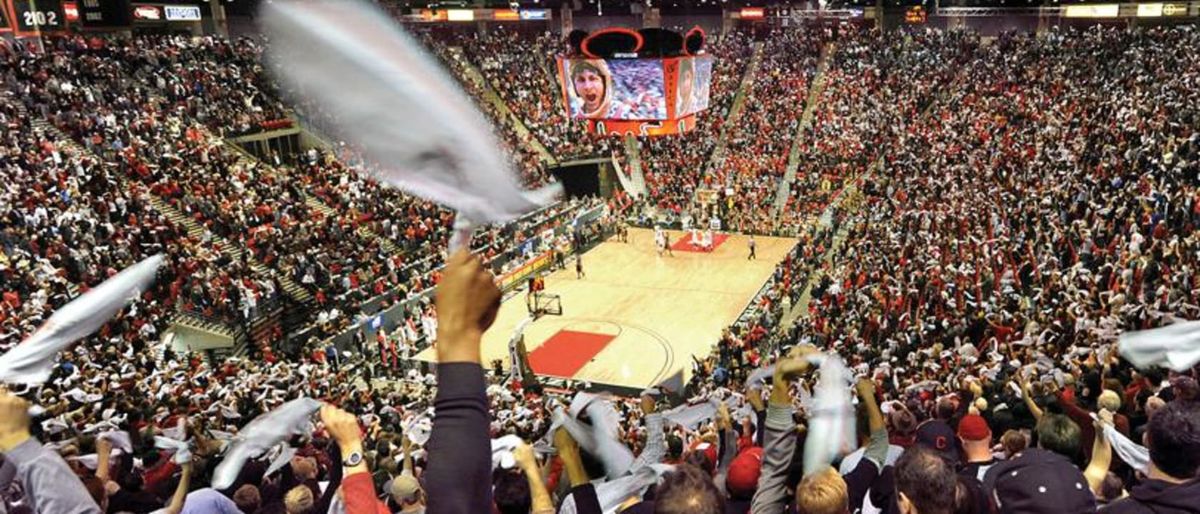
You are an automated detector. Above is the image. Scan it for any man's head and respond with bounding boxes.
[725,447,764,500]
[389,473,424,507]
[1097,390,1121,413]
[895,446,956,514]
[570,61,608,115]
[1145,400,1200,480]
[493,469,532,514]
[284,485,314,514]
[654,464,724,514]
[291,456,318,481]
[666,434,684,460]
[1145,396,1167,418]
[233,484,262,513]
[1000,430,1027,457]
[1035,414,1082,460]
[958,414,992,461]
[794,466,848,514]
[935,398,956,420]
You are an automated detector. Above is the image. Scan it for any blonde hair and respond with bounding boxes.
[794,466,849,514]
[284,485,314,514]
[1098,389,1122,412]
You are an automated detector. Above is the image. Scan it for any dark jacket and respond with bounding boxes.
[1102,478,1200,514]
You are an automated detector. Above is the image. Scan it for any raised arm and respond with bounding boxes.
[1084,412,1112,495]
[555,427,590,488]
[0,390,102,514]
[713,402,739,497]
[514,443,555,514]
[1019,376,1044,421]
[751,356,813,514]
[402,434,415,475]
[159,462,194,514]
[426,251,501,514]
[95,435,114,482]
[629,394,665,471]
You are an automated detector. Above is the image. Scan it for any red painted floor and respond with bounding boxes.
[527,330,615,377]
[671,232,731,253]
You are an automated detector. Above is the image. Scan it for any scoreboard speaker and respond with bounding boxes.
[549,162,601,199]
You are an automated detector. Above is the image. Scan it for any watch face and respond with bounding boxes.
[344,452,363,467]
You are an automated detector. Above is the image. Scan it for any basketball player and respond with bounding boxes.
[575,255,586,279]
[655,227,665,256]
[526,276,537,313]
[663,231,674,256]
[748,235,757,260]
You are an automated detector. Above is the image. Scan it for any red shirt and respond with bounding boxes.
[342,472,392,514]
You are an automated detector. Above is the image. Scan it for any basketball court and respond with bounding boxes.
[416,228,793,389]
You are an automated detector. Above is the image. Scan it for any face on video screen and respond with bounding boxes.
[571,61,609,116]
[563,58,666,120]
[675,56,712,117]
[676,59,695,117]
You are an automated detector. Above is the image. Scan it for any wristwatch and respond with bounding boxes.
[342,451,363,468]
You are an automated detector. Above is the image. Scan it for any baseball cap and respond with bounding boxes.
[957,414,992,441]
[725,447,764,499]
[985,448,1095,513]
[389,473,422,505]
[916,419,962,463]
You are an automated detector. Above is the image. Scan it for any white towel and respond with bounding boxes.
[260,0,561,225]
[594,464,675,514]
[154,436,192,464]
[0,255,162,384]
[211,398,322,489]
[661,399,719,429]
[491,434,523,470]
[803,354,855,477]
[99,431,133,453]
[1092,414,1150,473]
[1118,320,1200,372]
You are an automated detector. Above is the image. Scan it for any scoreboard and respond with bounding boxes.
[77,0,132,27]
[3,0,132,32]
[10,0,67,34]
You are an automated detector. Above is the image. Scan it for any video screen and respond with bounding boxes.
[675,56,713,117]
[561,58,667,120]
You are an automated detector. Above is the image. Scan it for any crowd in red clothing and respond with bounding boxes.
[2,24,1200,514]
[713,29,823,234]
[120,35,291,138]
[639,30,754,219]
[460,28,616,161]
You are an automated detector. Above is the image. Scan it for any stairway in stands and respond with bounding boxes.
[771,41,836,224]
[220,139,405,257]
[701,41,765,186]
[11,100,80,301]
[622,135,648,198]
[778,55,973,332]
[447,47,558,166]
[27,117,260,355]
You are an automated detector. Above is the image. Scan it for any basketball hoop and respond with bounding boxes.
[533,292,563,317]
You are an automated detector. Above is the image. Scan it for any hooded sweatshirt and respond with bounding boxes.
[1101,478,1200,514]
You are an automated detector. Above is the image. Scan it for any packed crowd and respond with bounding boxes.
[461,28,616,161]
[713,29,824,234]
[637,30,755,220]
[119,35,291,137]
[2,43,284,329]
[2,24,1200,514]
[416,29,555,189]
[777,29,979,235]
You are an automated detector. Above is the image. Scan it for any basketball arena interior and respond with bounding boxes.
[0,0,1198,512]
